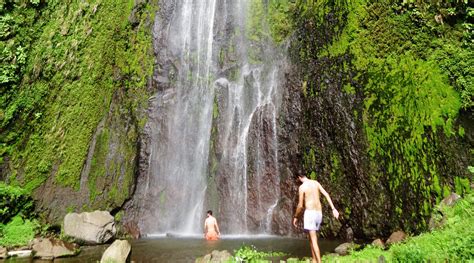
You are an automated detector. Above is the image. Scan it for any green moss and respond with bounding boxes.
[1,0,154,217]
[88,129,110,202]
[266,0,293,43]
[290,0,472,235]
[329,152,341,182]
[454,176,471,195]
[0,183,34,224]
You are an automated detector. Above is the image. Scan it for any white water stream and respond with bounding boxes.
[140,0,285,235]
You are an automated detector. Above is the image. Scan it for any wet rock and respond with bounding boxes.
[428,211,447,231]
[7,250,32,258]
[386,231,407,246]
[195,254,211,263]
[441,193,461,207]
[64,211,116,244]
[429,193,461,230]
[371,238,385,249]
[345,227,354,241]
[378,255,386,263]
[195,250,232,263]
[334,242,357,256]
[123,221,141,239]
[100,240,131,263]
[0,246,7,259]
[32,237,78,259]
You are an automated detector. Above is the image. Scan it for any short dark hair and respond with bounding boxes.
[295,169,306,179]
[207,210,213,215]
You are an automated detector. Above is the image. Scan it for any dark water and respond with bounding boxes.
[2,236,339,263]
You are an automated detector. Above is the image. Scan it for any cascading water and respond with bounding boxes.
[135,0,286,235]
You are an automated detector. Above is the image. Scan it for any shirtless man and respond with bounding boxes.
[293,174,339,263]
[204,210,220,241]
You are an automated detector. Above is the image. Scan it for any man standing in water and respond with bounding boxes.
[204,210,221,241]
[293,174,339,263]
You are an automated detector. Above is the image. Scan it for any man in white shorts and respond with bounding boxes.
[293,173,339,263]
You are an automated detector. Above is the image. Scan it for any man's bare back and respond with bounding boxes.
[299,179,323,211]
[204,216,218,233]
[204,210,220,241]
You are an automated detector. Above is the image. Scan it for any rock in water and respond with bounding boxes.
[386,230,407,246]
[32,238,78,259]
[334,242,358,256]
[429,193,462,230]
[7,250,32,258]
[100,240,131,263]
[371,238,385,249]
[64,211,116,244]
[0,246,7,259]
[441,193,461,207]
[195,250,232,263]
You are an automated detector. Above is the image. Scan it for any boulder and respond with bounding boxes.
[386,231,407,246]
[334,242,357,256]
[32,237,78,259]
[100,240,131,263]
[195,254,211,263]
[371,238,385,249]
[195,250,232,263]
[429,193,462,230]
[0,246,7,259]
[441,193,461,207]
[64,211,116,244]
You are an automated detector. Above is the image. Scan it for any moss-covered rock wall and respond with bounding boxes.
[0,0,155,223]
[284,0,473,238]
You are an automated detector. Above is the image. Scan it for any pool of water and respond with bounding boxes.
[2,236,340,263]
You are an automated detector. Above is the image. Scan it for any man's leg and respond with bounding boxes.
[308,230,321,263]
[308,232,316,261]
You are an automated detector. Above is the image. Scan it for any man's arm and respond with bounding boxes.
[318,183,339,219]
[214,219,220,236]
[293,186,304,227]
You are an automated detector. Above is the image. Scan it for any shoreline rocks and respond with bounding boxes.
[195,250,232,263]
[64,211,116,244]
[371,238,385,249]
[386,231,407,246]
[100,240,131,263]
[0,247,7,259]
[7,250,32,258]
[334,242,358,256]
[32,237,79,260]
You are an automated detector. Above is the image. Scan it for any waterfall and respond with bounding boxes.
[137,0,286,235]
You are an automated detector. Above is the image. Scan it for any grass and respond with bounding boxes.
[323,192,474,262]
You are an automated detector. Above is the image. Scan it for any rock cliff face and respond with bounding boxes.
[1,0,154,225]
[2,0,471,239]
[125,0,294,235]
[283,1,473,238]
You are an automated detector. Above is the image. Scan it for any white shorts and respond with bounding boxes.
[304,210,322,231]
